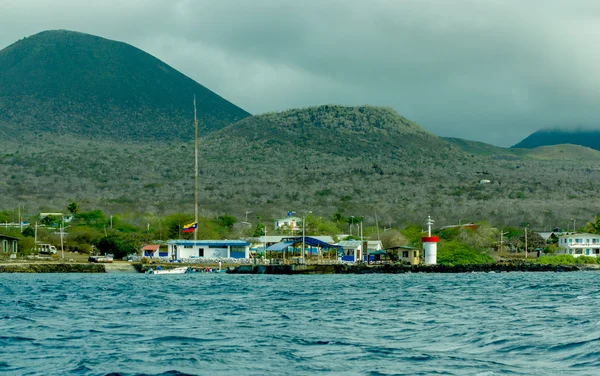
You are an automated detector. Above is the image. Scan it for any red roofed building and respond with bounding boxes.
[142,244,161,258]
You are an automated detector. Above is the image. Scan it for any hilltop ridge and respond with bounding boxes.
[0,30,249,140]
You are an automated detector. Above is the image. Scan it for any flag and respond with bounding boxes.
[183,222,197,233]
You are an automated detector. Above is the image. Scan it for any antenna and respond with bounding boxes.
[426,215,435,237]
[194,94,199,241]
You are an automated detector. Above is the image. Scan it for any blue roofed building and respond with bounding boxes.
[167,239,251,260]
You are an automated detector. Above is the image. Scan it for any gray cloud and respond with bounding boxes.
[1,0,600,146]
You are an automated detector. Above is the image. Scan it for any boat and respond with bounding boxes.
[146,266,189,275]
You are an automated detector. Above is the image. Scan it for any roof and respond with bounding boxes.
[386,245,418,250]
[257,235,335,244]
[142,245,160,251]
[167,239,251,247]
[267,241,294,251]
[0,234,19,240]
[337,240,361,248]
[557,232,598,239]
[267,237,343,252]
[274,217,301,222]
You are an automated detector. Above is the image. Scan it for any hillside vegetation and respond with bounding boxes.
[2,105,600,230]
[0,30,249,141]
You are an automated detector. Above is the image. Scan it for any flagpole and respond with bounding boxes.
[194,95,199,241]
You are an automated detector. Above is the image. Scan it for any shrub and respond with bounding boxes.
[437,241,495,265]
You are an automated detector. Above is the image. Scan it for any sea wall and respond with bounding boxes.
[0,263,106,273]
[227,262,581,275]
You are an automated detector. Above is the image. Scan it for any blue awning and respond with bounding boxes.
[266,241,295,251]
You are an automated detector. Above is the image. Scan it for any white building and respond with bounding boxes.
[557,233,600,257]
[167,240,251,260]
[273,217,301,231]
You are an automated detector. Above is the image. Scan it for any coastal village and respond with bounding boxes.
[1,210,598,274]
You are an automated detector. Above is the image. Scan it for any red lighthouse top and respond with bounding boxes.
[421,236,439,243]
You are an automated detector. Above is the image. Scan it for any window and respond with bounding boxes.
[184,245,193,249]
[198,248,204,257]
[568,239,573,243]
[2,240,7,252]
[575,239,582,244]
[587,249,590,255]
[12,241,17,253]
[402,251,409,258]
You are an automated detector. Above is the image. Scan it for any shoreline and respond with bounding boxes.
[0,261,590,274]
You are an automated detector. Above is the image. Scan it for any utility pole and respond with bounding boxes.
[524,226,528,259]
[499,231,509,257]
[302,211,312,264]
[60,222,64,260]
[194,94,199,241]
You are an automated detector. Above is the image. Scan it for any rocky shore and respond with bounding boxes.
[0,263,107,273]
[227,262,582,275]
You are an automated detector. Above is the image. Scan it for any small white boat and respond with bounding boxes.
[146,266,188,275]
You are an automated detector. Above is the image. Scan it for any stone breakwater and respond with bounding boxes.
[0,263,106,273]
[227,263,582,275]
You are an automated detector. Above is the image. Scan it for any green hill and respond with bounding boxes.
[0,30,249,141]
[512,129,600,151]
[4,105,600,229]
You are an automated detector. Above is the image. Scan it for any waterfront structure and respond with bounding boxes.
[142,244,162,258]
[0,234,18,253]
[337,240,362,262]
[257,235,335,251]
[422,216,438,265]
[385,245,421,265]
[167,240,251,260]
[557,233,600,257]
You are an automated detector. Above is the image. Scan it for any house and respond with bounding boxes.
[557,233,600,257]
[386,245,421,265]
[337,240,364,262]
[142,244,164,258]
[0,234,18,253]
[273,217,301,232]
[167,240,251,260]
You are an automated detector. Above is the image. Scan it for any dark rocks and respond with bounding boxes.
[0,263,106,273]
[227,262,581,275]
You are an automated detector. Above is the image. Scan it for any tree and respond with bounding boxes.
[252,223,265,237]
[217,214,237,230]
[96,234,140,259]
[67,202,79,215]
[21,226,35,237]
[586,216,600,234]
[380,230,408,249]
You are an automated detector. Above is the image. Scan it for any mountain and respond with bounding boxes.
[512,129,600,151]
[0,30,249,140]
[4,104,600,229]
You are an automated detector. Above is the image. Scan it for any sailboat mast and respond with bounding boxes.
[194,95,199,241]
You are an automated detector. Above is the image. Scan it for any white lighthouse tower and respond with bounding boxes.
[422,215,439,265]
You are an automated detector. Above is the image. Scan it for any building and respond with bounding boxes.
[142,244,165,258]
[0,234,18,253]
[257,235,335,251]
[167,240,251,260]
[273,217,301,231]
[557,233,600,257]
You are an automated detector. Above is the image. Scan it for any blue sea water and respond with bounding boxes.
[1,271,600,376]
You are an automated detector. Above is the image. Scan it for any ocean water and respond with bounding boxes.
[1,271,600,376]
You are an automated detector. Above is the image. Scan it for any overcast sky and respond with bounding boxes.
[1,0,599,146]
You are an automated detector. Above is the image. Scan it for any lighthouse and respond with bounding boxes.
[421,215,439,265]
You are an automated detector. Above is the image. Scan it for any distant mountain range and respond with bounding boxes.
[2,30,600,229]
[512,129,600,151]
[0,30,249,141]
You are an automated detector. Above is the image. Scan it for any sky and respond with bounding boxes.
[1,0,599,146]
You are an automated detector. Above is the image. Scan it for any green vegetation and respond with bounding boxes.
[535,255,599,265]
[437,241,495,265]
